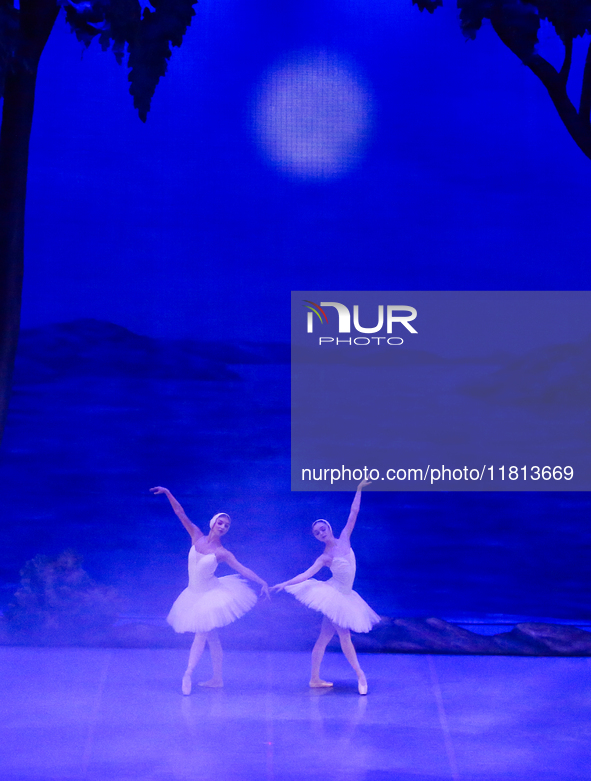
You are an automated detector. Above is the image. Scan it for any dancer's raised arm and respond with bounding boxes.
[271,554,331,592]
[150,486,203,543]
[274,483,378,694]
[217,549,270,598]
[340,479,371,543]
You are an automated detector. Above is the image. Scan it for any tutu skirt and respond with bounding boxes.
[167,574,257,634]
[286,579,380,633]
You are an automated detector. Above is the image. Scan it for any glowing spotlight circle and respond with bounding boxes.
[251,50,374,180]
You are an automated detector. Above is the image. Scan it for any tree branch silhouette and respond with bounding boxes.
[560,36,573,83]
[579,41,591,122]
[0,0,198,445]
[416,0,591,161]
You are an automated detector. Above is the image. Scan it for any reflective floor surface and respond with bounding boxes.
[1,647,589,780]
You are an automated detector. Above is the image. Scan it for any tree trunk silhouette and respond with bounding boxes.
[0,0,58,444]
[490,14,591,162]
[416,3,591,162]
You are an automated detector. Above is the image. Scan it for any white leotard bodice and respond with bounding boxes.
[327,548,356,594]
[167,546,257,634]
[284,546,378,633]
[187,547,219,592]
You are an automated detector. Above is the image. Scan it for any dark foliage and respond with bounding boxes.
[0,0,199,450]
[0,0,197,119]
[5,549,121,636]
[64,0,197,120]
[418,1,591,160]
[459,1,541,57]
[412,0,444,12]
[456,1,591,46]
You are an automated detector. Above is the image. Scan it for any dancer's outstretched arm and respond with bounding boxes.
[150,486,203,543]
[340,479,371,543]
[217,549,270,599]
[271,554,330,592]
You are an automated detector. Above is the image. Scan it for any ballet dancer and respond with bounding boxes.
[151,486,269,694]
[271,479,379,695]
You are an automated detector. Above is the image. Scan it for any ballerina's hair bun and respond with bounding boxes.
[312,518,333,534]
[210,512,231,529]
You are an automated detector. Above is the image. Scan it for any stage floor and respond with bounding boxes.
[0,647,589,780]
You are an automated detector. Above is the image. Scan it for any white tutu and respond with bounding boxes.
[285,549,380,634]
[167,547,257,634]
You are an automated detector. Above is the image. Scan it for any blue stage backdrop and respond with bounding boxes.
[0,1,590,632]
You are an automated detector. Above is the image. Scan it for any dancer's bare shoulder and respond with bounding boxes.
[213,545,232,562]
[333,538,352,556]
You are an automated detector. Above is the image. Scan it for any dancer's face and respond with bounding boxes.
[312,522,331,542]
[213,515,231,536]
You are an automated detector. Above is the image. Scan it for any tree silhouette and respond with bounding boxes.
[414,1,591,160]
[0,0,197,444]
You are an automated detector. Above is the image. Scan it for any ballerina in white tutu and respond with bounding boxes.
[151,486,269,694]
[271,479,379,695]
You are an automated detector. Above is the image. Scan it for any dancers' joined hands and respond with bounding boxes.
[152,478,376,695]
[270,479,371,593]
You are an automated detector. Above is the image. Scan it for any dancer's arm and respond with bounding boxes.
[217,549,270,599]
[150,486,203,543]
[271,554,330,592]
[340,479,371,543]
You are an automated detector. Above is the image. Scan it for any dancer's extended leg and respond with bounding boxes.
[310,616,335,688]
[335,625,367,695]
[183,632,207,695]
[199,629,224,688]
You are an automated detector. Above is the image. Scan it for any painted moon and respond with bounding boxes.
[252,50,373,180]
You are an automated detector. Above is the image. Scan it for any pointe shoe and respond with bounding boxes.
[182,672,192,696]
[309,679,333,688]
[198,679,224,688]
[357,673,368,695]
